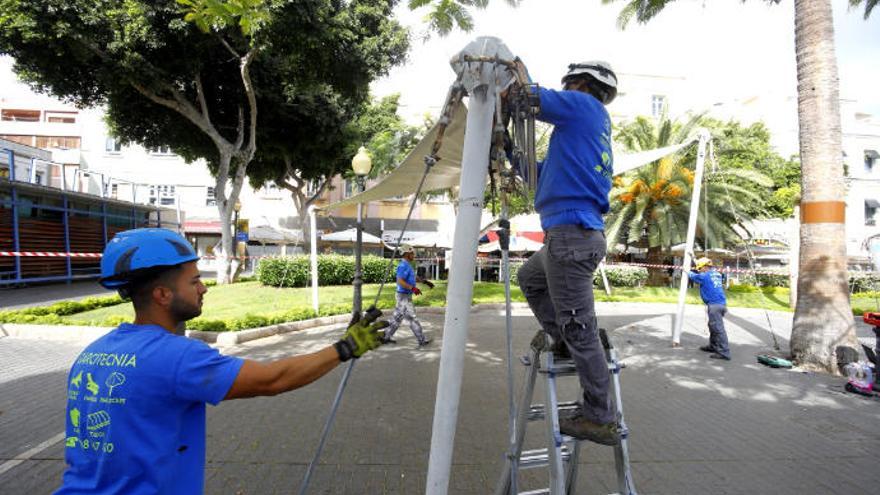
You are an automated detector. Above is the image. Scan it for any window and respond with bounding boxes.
[206,186,216,206]
[344,179,354,198]
[105,137,122,153]
[111,183,119,199]
[866,199,879,227]
[149,184,176,206]
[1,109,40,122]
[34,136,81,149]
[34,172,43,185]
[651,95,667,118]
[865,150,879,174]
[45,111,77,124]
[149,145,174,156]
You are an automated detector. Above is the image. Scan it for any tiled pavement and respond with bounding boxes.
[1,303,878,494]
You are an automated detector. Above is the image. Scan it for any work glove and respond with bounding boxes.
[412,287,422,296]
[334,306,389,362]
[422,280,435,289]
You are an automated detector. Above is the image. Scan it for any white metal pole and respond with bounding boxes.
[599,258,611,296]
[309,205,319,314]
[426,36,508,495]
[672,130,710,345]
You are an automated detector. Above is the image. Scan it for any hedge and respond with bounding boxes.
[256,254,396,287]
[734,271,880,293]
[595,265,648,288]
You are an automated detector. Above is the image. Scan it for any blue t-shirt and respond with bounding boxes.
[396,260,416,294]
[534,87,613,231]
[688,269,727,306]
[56,323,244,495]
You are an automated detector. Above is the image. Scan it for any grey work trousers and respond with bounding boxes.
[518,225,614,424]
[707,304,731,358]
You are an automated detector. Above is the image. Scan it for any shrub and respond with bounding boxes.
[362,255,396,284]
[255,256,310,287]
[849,272,880,293]
[595,265,648,288]
[256,254,397,288]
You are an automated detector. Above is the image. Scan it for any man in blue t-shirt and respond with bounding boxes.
[688,257,731,360]
[56,228,388,494]
[382,244,432,347]
[514,60,620,446]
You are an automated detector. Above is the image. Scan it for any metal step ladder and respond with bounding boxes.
[494,328,637,495]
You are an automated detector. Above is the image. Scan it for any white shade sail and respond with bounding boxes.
[322,103,697,212]
[324,101,468,211]
[320,228,382,244]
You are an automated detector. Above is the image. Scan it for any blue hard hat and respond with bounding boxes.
[100,228,199,288]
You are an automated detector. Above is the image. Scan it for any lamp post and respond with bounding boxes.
[233,199,242,267]
[351,146,372,317]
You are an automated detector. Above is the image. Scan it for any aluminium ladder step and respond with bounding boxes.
[518,445,573,470]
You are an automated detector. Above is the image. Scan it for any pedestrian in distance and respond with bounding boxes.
[55,228,389,494]
[381,244,433,347]
[689,257,732,360]
[511,60,620,446]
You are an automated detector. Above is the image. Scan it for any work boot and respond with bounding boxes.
[709,353,731,361]
[559,415,620,446]
[381,336,397,345]
[418,338,433,348]
[699,345,715,353]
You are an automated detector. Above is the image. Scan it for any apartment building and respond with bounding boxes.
[613,73,880,266]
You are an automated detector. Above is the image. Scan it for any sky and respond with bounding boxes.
[2,1,877,122]
[371,0,880,123]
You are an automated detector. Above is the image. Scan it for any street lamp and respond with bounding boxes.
[233,199,242,264]
[351,146,372,317]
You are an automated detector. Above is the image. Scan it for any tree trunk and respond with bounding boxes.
[645,245,667,286]
[790,0,858,373]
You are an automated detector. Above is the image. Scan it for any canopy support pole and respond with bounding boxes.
[672,130,710,345]
[426,37,509,495]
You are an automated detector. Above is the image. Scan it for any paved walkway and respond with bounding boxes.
[1,303,878,494]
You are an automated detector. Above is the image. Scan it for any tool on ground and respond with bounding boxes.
[756,354,793,369]
[494,329,637,495]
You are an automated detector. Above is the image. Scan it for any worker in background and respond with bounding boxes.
[381,244,433,347]
[689,257,731,360]
[56,228,388,494]
[513,60,620,446]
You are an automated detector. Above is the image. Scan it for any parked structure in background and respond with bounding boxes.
[1,59,454,279]
[0,138,178,286]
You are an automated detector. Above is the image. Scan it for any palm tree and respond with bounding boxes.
[609,114,771,285]
[603,0,876,372]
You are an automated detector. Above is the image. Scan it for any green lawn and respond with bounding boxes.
[44,280,880,330]
[58,281,811,326]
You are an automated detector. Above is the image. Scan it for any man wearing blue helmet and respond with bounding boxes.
[513,60,620,446]
[56,228,388,494]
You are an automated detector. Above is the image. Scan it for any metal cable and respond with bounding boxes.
[710,141,781,350]
[298,78,465,495]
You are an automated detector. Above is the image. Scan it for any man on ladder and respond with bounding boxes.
[515,60,620,446]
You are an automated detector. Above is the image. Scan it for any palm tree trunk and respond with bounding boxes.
[645,245,667,286]
[790,0,858,373]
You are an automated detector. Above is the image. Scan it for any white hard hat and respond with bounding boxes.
[562,61,618,104]
[401,244,415,254]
